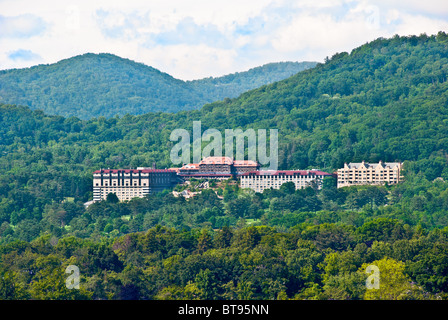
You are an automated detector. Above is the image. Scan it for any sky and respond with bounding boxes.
[0,0,447,80]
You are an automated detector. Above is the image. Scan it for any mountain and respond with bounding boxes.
[188,61,317,102]
[0,54,316,119]
[196,32,448,171]
[2,32,448,300]
[1,32,448,203]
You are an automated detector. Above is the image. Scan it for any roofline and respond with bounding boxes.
[178,173,233,177]
[240,170,332,176]
[93,169,176,174]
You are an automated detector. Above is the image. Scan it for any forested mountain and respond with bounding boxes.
[1,32,448,300]
[0,54,316,119]
[188,61,316,102]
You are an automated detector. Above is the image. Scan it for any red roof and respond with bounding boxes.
[93,169,176,174]
[180,163,200,170]
[240,170,331,176]
[199,156,233,165]
[178,173,232,177]
[233,160,259,167]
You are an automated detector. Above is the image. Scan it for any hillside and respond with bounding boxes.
[188,61,317,101]
[2,32,448,300]
[1,33,448,172]
[0,32,448,222]
[198,32,448,171]
[0,54,316,119]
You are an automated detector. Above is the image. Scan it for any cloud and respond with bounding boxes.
[0,14,47,38]
[0,0,447,79]
[95,9,151,40]
[152,17,230,47]
[8,49,42,61]
[372,0,448,19]
[140,43,238,80]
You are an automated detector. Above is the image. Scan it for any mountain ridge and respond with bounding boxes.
[0,53,317,119]
[2,32,448,173]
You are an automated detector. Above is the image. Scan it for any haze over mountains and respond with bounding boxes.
[0,54,316,119]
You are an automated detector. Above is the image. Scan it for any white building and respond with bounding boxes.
[337,161,403,188]
[239,170,332,193]
[93,168,177,202]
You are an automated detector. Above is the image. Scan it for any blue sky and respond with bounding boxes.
[0,0,447,80]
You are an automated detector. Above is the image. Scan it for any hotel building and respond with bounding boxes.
[240,170,332,193]
[178,156,260,179]
[337,161,403,188]
[93,168,178,202]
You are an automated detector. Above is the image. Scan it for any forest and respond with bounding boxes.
[1,32,448,300]
[1,175,448,300]
[0,54,315,119]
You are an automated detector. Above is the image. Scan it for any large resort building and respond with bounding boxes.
[337,161,403,188]
[92,157,403,202]
[92,156,330,202]
[177,156,259,180]
[240,170,332,193]
[93,168,178,202]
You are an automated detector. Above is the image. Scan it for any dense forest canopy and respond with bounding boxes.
[1,32,448,300]
[0,54,316,119]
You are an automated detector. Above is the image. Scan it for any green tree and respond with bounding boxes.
[106,193,119,203]
[0,271,28,299]
[280,181,296,195]
[360,257,412,300]
[195,268,218,300]
[197,229,213,254]
[28,256,92,300]
[214,226,233,248]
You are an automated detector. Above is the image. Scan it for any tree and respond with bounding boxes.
[194,268,218,300]
[321,272,365,300]
[236,280,255,300]
[356,218,408,243]
[280,181,296,195]
[28,256,92,300]
[197,229,213,254]
[214,226,233,248]
[360,257,413,300]
[407,242,448,293]
[0,271,28,299]
[106,193,119,203]
[233,226,261,249]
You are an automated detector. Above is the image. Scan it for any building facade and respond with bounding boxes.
[178,156,260,179]
[337,161,403,188]
[232,160,259,175]
[239,170,332,193]
[178,163,199,175]
[198,156,233,174]
[93,168,178,202]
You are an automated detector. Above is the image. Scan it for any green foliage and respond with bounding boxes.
[0,54,315,119]
[0,218,446,300]
[1,33,448,300]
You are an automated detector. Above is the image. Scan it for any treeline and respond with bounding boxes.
[3,167,448,245]
[1,32,448,299]
[1,172,448,299]
[1,217,447,300]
